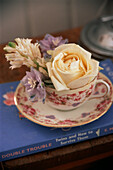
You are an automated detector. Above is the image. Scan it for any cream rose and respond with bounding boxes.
[46,43,99,91]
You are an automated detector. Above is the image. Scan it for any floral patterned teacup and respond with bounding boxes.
[46,76,110,111]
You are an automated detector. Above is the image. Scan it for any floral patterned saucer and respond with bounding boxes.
[14,73,113,128]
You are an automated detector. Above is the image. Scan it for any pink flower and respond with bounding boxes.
[3,91,15,106]
[21,104,36,115]
[101,87,106,93]
[21,104,29,113]
[96,99,111,111]
[27,108,36,115]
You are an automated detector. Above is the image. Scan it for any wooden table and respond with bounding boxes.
[1,27,113,170]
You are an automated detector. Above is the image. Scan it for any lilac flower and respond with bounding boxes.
[39,34,68,60]
[21,67,46,103]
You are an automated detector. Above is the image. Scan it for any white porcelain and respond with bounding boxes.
[14,73,113,128]
[46,74,110,111]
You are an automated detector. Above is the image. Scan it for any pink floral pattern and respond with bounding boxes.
[46,84,94,110]
[14,73,113,127]
[3,91,15,106]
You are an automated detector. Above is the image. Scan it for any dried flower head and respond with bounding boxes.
[4,38,46,69]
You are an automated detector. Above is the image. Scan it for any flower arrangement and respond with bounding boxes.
[4,34,68,103]
[4,34,100,104]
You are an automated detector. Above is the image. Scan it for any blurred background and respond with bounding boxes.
[0,0,113,44]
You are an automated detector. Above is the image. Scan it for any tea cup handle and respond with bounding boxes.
[89,79,110,99]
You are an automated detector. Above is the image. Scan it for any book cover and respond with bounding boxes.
[0,59,113,162]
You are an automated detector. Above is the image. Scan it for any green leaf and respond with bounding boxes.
[44,79,55,88]
[44,79,53,84]
[45,84,55,88]
[30,95,35,99]
[8,42,16,48]
[33,60,48,72]
[33,60,40,70]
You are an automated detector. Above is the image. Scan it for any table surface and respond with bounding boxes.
[1,27,113,170]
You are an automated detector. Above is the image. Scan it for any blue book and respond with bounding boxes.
[0,59,113,162]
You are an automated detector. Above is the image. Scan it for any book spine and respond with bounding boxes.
[54,125,113,146]
[0,140,55,162]
[1,124,113,162]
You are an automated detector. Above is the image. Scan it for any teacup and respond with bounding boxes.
[46,75,110,111]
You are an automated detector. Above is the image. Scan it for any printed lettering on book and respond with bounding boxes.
[1,142,52,160]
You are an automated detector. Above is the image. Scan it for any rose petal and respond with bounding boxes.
[47,43,99,90]
[46,62,54,77]
[46,62,69,91]
[51,76,69,91]
[52,53,67,86]
[67,59,99,89]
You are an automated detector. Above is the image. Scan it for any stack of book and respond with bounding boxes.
[0,59,113,161]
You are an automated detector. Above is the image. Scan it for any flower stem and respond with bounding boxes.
[33,60,48,72]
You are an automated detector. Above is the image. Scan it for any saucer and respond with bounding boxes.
[14,73,113,128]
